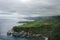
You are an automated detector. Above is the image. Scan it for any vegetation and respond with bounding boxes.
[12,16,60,40]
[13,20,60,40]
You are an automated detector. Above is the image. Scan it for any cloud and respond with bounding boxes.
[0,0,60,17]
[0,12,40,19]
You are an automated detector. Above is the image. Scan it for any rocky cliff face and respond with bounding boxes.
[7,30,48,40]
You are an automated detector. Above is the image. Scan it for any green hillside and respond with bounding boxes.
[12,21,60,40]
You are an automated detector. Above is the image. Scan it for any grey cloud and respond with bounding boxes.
[0,0,60,16]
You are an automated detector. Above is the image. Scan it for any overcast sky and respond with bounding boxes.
[0,0,60,19]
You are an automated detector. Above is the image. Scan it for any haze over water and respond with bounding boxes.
[0,18,28,40]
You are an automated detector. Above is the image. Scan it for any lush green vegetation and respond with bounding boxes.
[13,20,60,40]
[12,15,60,40]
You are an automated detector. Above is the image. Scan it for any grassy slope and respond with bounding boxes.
[12,20,60,40]
[12,16,60,40]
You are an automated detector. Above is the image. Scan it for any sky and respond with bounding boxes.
[0,0,60,19]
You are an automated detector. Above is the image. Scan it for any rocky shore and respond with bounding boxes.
[7,30,41,37]
[7,30,48,40]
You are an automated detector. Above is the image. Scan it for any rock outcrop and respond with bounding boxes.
[7,30,48,40]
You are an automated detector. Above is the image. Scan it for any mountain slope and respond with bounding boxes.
[12,15,60,40]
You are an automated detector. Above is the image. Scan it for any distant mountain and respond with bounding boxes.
[24,15,60,21]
